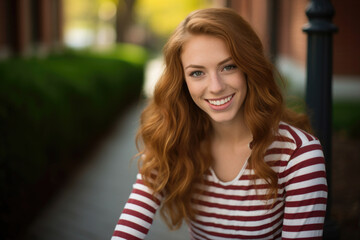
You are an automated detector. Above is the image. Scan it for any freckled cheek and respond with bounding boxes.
[185,82,202,98]
[232,74,247,91]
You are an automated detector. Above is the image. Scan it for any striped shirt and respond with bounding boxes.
[112,122,328,239]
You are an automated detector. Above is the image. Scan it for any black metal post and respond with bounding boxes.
[302,0,339,239]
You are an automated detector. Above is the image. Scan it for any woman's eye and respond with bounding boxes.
[223,64,237,71]
[190,71,204,77]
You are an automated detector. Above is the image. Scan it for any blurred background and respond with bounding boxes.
[0,0,359,239]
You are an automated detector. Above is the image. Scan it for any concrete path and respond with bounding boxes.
[27,102,189,240]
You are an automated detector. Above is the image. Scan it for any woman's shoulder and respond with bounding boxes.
[277,121,319,149]
[265,122,323,167]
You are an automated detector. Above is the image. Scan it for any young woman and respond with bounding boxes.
[112,8,327,240]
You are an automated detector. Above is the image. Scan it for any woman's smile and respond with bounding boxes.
[181,34,247,124]
[206,93,235,110]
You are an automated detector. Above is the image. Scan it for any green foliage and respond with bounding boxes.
[333,101,360,138]
[92,43,149,65]
[285,96,360,138]
[0,47,146,224]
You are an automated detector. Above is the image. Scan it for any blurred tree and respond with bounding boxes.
[63,0,213,48]
[116,0,136,42]
[134,0,212,38]
[64,0,118,48]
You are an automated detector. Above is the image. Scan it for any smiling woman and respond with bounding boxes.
[181,35,248,125]
[111,8,327,240]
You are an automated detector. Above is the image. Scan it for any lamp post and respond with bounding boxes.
[302,0,339,239]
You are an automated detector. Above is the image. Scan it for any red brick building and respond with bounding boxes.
[0,0,63,58]
[229,0,360,99]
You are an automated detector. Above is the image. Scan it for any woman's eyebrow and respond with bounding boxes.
[217,57,232,66]
[184,57,233,70]
[184,64,205,70]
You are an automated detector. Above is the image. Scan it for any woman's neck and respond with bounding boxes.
[211,114,252,146]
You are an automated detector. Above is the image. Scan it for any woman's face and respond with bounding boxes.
[181,34,247,125]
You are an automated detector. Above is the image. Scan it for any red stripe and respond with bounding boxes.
[191,219,282,239]
[280,157,325,179]
[300,128,316,141]
[284,210,326,219]
[201,190,268,201]
[200,189,286,201]
[118,219,149,234]
[127,199,157,214]
[275,134,295,144]
[282,223,324,232]
[121,209,153,224]
[132,188,161,205]
[291,144,323,159]
[191,227,209,240]
[197,203,283,221]
[266,148,294,155]
[285,197,327,207]
[286,184,328,197]
[203,179,269,191]
[265,160,289,167]
[285,171,326,186]
[192,198,283,211]
[279,124,302,147]
[194,213,284,231]
[113,230,141,240]
[135,179,144,185]
[236,174,263,180]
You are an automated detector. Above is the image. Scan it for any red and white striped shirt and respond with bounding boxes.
[112,122,328,239]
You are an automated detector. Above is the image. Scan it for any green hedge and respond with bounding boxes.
[333,101,360,138]
[0,45,147,238]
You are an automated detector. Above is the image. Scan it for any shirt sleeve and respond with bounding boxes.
[111,173,162,240]
[281,139,328,240]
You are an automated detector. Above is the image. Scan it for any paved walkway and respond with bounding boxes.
[27,102,189,240]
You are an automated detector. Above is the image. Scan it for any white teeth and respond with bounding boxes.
[208,95,232,106]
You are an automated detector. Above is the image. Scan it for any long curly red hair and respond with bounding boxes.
[136,8,311,229]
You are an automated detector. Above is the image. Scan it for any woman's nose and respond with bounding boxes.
[208,72,225,93]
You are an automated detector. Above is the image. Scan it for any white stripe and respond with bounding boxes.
[114,225,146,239]
[285,176,327,191]
[199,179,269,191]
[285,216,325,226]
[265,153,292,161]
[123,202,155,218]
[291,126,310,143]
[200,185,270,196]
[119,213,152,229]
[195,201,283,223]
[111,236,128,240]
[283,162,325,181]
[286,190,328,201]
[132,183,163,202]
[193,194,274,208]
[191,225,214,240]
[192,214,283,236]
[268,140,296,150]
[129,192,159,209]
[286,149,324,169]
[282,229,323,238]
[284,203,327,214]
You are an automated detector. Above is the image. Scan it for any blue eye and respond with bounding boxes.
[223,64,237,71]
[190,71,204,77]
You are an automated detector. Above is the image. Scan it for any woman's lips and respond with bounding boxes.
[206,94,234,110]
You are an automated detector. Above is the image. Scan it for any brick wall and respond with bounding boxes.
[0,0,63,57]
[333,0,360,75]
[231,0,272,54]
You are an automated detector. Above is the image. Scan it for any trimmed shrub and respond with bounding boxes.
[0,46,147,238]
